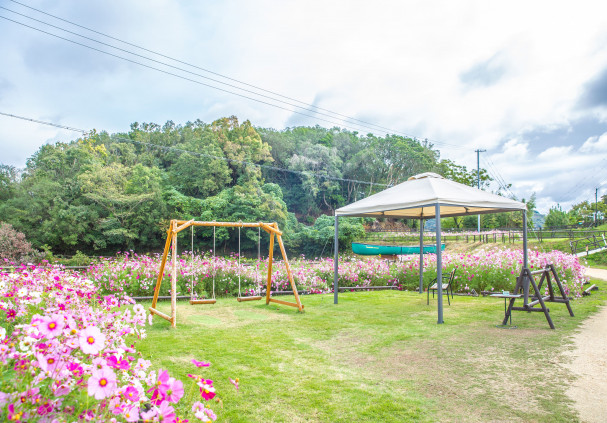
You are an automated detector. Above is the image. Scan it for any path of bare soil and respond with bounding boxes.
[564,267,607,423]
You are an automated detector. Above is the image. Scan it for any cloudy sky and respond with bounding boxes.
[1,0,607,213]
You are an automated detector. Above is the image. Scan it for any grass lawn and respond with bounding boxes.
[136,279,607,422]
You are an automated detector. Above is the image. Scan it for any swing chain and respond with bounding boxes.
[238,226,241,298]
[190,225,194,301]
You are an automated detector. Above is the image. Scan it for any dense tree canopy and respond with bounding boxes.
[1,116,516,256]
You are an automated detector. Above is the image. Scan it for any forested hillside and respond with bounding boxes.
[0,116,493,256]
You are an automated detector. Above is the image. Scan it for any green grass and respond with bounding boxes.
[136,279,607,422]
[582,251,607,269]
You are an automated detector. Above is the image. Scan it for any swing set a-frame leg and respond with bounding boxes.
[150,222,176,327]
[264,224,303,311]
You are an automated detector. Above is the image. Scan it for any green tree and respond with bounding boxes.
[544,204,569,228]
[78,163,163,249]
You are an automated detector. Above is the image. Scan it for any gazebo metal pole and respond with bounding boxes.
[334,214,339,304]
[523,210,528,269]
[435,204,443,324]
[419,219,424,293]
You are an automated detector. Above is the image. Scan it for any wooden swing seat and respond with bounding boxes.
[190,299,216,305]
[237,296,263,302]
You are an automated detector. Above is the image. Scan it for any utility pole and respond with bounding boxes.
[475,149,486,232]
[596,187,599,227]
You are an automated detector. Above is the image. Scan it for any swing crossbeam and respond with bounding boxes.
[151,219,304,328]
[173,220,282,235]
[269,297,305,309]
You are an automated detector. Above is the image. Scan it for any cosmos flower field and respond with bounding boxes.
[0,247,589,421]
[88,247,588,300]
[0,265,228,422]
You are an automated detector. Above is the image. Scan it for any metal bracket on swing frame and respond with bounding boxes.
[149,219,305,328]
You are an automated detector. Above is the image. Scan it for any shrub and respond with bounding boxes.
[0,222,33,264]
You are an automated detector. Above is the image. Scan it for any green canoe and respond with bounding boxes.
[351,242,445,255]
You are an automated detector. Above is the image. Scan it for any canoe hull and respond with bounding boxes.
[352,242,445,255]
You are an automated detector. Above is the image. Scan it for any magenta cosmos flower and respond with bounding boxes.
[160,378,184,403]
[79,326,106,355]
[88,367,117,399]
[197,379,216,401]
[191,359,211,368]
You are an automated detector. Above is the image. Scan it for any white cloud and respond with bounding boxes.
[580,132,607,152]
[1,0,607,213]
[537,146,573,160]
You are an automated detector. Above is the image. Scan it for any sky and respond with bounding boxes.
[1,0,607,214]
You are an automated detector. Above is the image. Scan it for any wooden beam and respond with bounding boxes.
[134,295,191,301]
[149,307,172,322]
[269,297,305,309]
[151,227,172,310]
[583,284,598,296]
[170,221,177,329]
[511,306,550,312]
[175,220,260,228]
[259,222,282,235]
[527,296,551,307]
[276,234,304,312]
[174,219,195,233]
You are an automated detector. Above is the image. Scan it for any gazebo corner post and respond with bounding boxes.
[419,218,424,294]
[435,204,443,324]
[523,209,528,269]
[334,213,339,304]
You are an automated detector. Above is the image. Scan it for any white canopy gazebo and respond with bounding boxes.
[333,172,528,323]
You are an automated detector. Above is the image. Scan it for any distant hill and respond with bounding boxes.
[532,210,546,228]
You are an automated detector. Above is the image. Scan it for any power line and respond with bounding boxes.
[0,14,383,136]
[0,111,87,133]
[1,2,467,151]
[559,158,607,199]
[3,1,402,139]
[482,157,516,198]
[0,111,390,187]
[0,6,404,139]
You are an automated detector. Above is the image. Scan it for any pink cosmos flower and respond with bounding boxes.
[123,386,140,402]
[36,353,62,372]
[38,314,65,338]
[160,378,184,403]
[88,367,117,400]
[203,408,217,421]
[148,369,171,405]
[157,400,177,423]
[123,403,140,422]
[135,358,151,371]
[79,326,106,355]
[229,377,239,391]
[192,402,216,422]
[191,359,211,368]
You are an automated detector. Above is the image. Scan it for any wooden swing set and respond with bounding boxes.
[149,219,304,328]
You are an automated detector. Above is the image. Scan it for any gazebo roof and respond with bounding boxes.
[335,172,526,219]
